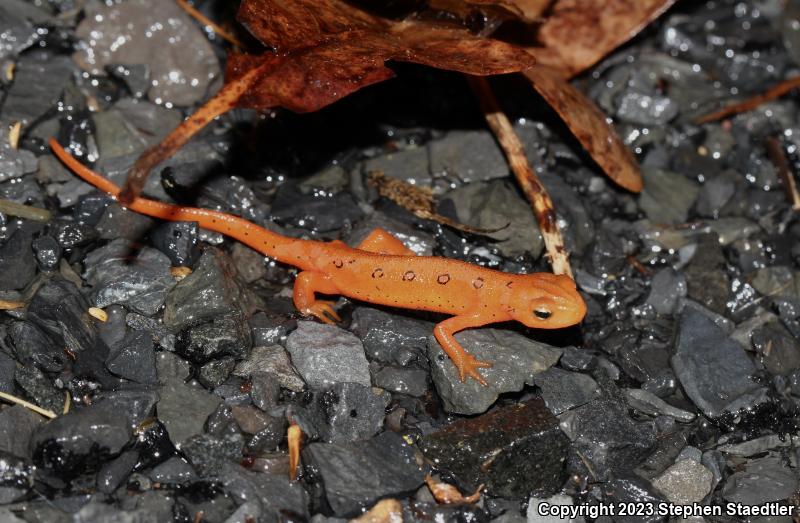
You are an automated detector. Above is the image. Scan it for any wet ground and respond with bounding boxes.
[1,0,800,521]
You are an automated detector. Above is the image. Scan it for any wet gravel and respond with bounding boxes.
[1,0,800,521]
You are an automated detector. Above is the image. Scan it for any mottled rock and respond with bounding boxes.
[305,382,390,443]
[0,450,33,503]
[351,307,432,366]
[428,328,561,415]
[176,312,251,363]
[421,398,569,498]
[286,322,371,389]
[234,345,305,392]
[181,432,244,478]
[652,459,713,505]
[304,431,424,516]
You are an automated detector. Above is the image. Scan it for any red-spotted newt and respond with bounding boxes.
[50,139,587,385]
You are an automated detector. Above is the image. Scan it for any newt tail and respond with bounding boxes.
[50,138,587,386]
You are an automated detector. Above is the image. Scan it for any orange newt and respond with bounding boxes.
[50,139,587,385]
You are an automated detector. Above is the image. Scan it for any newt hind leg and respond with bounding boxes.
[433,314,494,386]
[356,227,415,256]
[293,271,341,324]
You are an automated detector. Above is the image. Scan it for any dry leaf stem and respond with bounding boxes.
[175,0,244,48]
[696,75,800,124]
[468,76,573,277]
[764,136,800,211]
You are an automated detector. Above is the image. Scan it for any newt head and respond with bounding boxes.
[507,273,587,329]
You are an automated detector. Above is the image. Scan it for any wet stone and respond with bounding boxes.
[127,312,176,352]
[0,132,37,183]
[149,221,200,267]
[420,398,569,499]
[0,351,12,393]
[198,357,236,389]
[31,403,131,479]
[362,146,431,187]
[163,248,255,332]
[157,377,222,448]
[96,449,137,494]
[271,182,364,232]
[683,234,730,315]
[722,454,798,505]
[73,0,220,106]
[427,328,562,415]
[314,382,391,443]
[106,63,151,98]
[614,92,678,126]
[92,389,158,428]
[0,405,43,458]
[249,372,280,412]
[638,167,700,225]
[95,203,156,241]
[8,320,66,373]
[646,268,686,316]
[671,308,767,418]
[304,431,424,517]
[695,171,737,218]
[249,311,296,347]
[286,321,371,389]
[106,330,157,385]
[2,51,76,125]
[147,456,196,484]
[32,235,61,272]
[351,307,432,366]
[598,476,665,523]
[624,389,696,422]
[752,323,800,376]
[373,366,429,397]
[0,227,36,291]
[14,366,63,415]
[533,368,600,415]
[0,450,33,504]
[234,345,305,392]
[0,0,46,60]
[176,312,251,363]
[217,463,309,521]
[429,130,509,185]
[181,432,244,478]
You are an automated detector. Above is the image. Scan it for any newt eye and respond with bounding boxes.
[534,308,552,320]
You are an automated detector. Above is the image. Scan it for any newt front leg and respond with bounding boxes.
[433,312,499,385]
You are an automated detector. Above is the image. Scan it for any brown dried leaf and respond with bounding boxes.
[524,65,642,192]
[425,475,484,504]
[349,499,404,523]
[526,0,678,77]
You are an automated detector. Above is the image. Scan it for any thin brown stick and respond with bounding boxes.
[0,299,25,310]
[696,76,800,124]
[119,65,264,203]
[175,0,244,48]
[764,137,800,211]
[468,76,573,277]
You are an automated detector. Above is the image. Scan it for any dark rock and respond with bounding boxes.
[176,312,251,363]
[404,500,489,523]
[32,235,61,272]
[597,476,666,523]
[638,167,700,225]
[310,382,390,443]
[533,368,600,415]
[157,377,222,448]
[0,0,46,60]
[0,405,43,458]
[31,404,131,479]
[429,130,509,185]
[249,312,296,347]
[427,328,561,415]
[722,454,798,505]
[7,320,67,372]
[420,398,569,499]
[559,346,597,372]
[623,389,695,422]
[147,456,196,484]
[231,405,277,435]
[95,304,128,349]
[218,463,309,521]
[234,345,305,392]
[695,170,737,218]
[149,221,200,267]
[646,268,686,316]
[0,227,36,291]
[286,322,371,389]
[351,307,432,366]
[373,366,429,397]
[304,431,424,516]
[92,389,158,427]
[96,449,138,494]
[615,91,678,126]
[181,432,244,478]
[127,312,176,351]
[249,372,280,412]
[560,386,657,479]
[231,242,268,284]
[271,182,364,232]
[363,147,431,187]
[106,330,157,384]
[0,351,13,393]
[106,63,151,99]
[163,248,255,332]
[683,234,730,315]
[671,308,767,418]
[2,51,76,125]
[198,357,236,388]
[156,351,192,384]
[94,202,156,241]
[752,323,800,377]
[14,365,62,414]
[83,239,175,315]
[641,370,678,398]
[247,418,288,452]
[0,130,37,182]
[50,220,98,250]
[0,450,33,503]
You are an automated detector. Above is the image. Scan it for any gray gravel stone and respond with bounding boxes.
[671,308,767,418]
[362,147,431,187]
[428,328,562,415]
[0,0,46,60]
[429,130,509,184]
[646,268,687,316]
[157,377,222,448]
[652,459,713,504]
[73,0,220,106]
[218,463,309,521]
[533,368,600,415]
[286,322,371,389]
[2,51,76,125]
[373,366,429,397]
[615,92,678,125]
[304,431,424,516]
[639,167,700,225]
[234,345,305,392]
[315,383,391,443]
[351,307,432,366]
[106,330,157,384]
[148,456,197,484]
[623,388,696,422]
[722,454,798,505]
[0,405,42,458]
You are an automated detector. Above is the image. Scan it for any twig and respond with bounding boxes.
[0,391,57,419]
[468,76,573,277]
[696,76,800,124]
[0,199,51,222]
[175,0,244,48]
[764,137,800,211]
[0,299,25,310]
